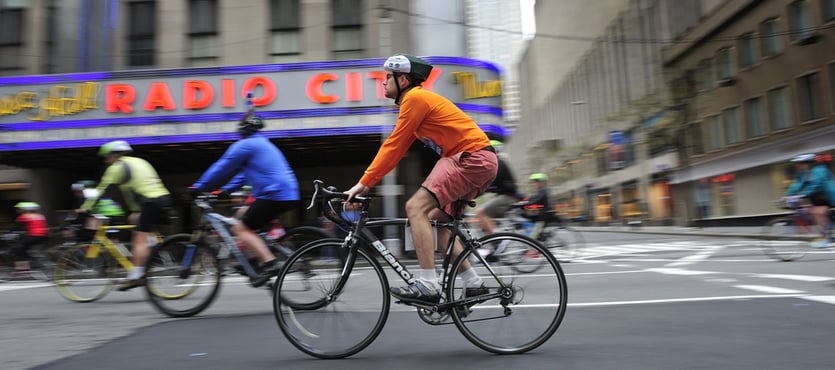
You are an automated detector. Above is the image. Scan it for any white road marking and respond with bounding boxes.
[801,296,835,305]
[646,267,717,276]
[568,294,804,307]
[0,283,52,292]
[734,285,805,294]
[750,273,834,282]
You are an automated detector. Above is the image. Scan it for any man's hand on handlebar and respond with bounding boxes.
[345,182,371,202]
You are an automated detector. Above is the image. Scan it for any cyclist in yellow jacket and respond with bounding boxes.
[79,140,172,291]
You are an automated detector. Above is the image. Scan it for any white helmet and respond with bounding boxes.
[790,153,817,163]
[98,140,133,157]
[383,54,433,82]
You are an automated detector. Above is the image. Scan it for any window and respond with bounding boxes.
[716,47,735,80]
[789,0,814,41]
[706,115,723,150]
[0,7,23,45]
[331,0,364,60]
[188,0,218,62]
[738,33,757,68]
[722,107,743,145]
[768,87,793,130]
[797,72,823,121]
[760,18,783,56]
[698,59,714,90]
[688,122,705,156]
[270,0,301,60]
[745,97,767,138]
[127,1,156,67]
[825,0,835,22]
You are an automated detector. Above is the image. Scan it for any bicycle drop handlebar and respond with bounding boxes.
[307,180,370,226]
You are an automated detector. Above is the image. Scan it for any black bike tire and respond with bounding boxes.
[759,217,807,262]
[449,232,567,354]
[273,239,390,359]
[272,226,334,262]
[53,242,117,302]
[145,234,222,317]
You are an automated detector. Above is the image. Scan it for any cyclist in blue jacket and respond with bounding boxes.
[783,153,835,248]
[190,114,300,287]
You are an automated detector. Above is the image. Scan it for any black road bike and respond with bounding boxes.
[272,180,568,359]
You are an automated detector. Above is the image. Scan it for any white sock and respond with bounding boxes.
[459,268,482,288]
[128,266,145,280]
[418,269,440,291]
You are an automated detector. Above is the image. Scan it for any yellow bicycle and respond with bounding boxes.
[53,215,170,302]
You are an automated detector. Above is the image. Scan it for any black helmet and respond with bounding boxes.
[238,114,265,136]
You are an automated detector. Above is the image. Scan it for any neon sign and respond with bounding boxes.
[450,71,501,99]
[0,82,100,121]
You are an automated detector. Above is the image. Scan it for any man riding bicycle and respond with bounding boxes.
[345,54,498,304]
[79,140,173,291]
[190,113,300,288]
[783,153,835,248]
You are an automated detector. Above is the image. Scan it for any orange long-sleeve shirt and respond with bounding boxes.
[359,87,491,187]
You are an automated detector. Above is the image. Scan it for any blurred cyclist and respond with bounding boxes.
[12,202,48,274]
[190,113,300,288]
[80,140,173,291]
[474,140,519,258]
[783,153,835,248]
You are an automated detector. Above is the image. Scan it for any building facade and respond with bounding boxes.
[0,0,510,228]
[514,0,721,225]
[664,0,835,225]
[513,0,835,226]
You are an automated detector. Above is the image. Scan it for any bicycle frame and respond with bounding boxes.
[189,198,259,276]
[84,223,138,271]
[319,199,504,310]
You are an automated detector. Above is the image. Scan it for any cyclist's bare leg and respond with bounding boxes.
[405,188,440,270]
[810,205,829,238]
[232,222,274,263]
[474,208,497,234]
[435,226,473,272]
[131,230,150,269]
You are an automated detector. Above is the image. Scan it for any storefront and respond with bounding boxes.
[671,123,835,226]
[0,57,506,225]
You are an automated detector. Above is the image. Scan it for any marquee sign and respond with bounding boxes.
[0,57,502,125]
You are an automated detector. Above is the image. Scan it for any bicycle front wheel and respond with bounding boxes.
[53,242,119,302]
[759,217,808,261]
[449,232,567,354]
[145,234,222,317]
[273,240,389,359]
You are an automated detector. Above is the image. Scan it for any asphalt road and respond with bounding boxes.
[3,232,835,370]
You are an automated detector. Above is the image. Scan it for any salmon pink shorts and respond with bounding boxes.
[422,149,498,217]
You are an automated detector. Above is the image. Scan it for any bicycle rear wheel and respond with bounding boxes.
[271,226,334,262]
[759,217,808,261]
[541,226,583,262]
[53,242,119,302]
[449,232,567,354]
[145,234,222,317]
[273,240,389,359]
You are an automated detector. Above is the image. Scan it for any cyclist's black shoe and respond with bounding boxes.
[117,278,146,291]
[464,284,490,297]
[250,260,280,288]
[390,280,440,304]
